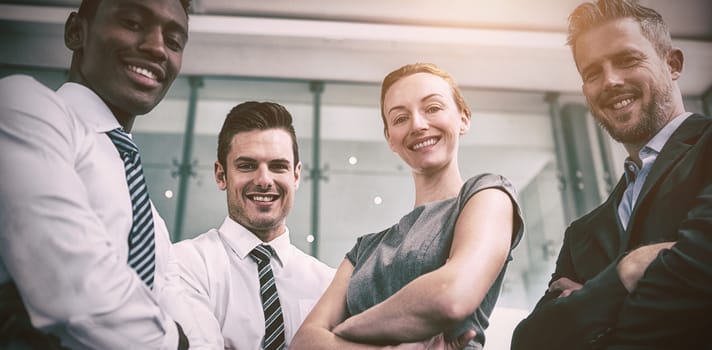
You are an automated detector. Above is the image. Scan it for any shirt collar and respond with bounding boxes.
[623,111,692,181]
[218,216,292,268]
[56,82,122,134]
[640,112,692,156]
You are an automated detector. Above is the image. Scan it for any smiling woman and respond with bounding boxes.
[290,62,525,350]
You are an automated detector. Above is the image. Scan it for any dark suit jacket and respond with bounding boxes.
[511,114,712,350]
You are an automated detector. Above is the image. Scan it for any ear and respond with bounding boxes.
[293,161,302,190]
[666,48,684,81]
[64,12,87,51]
[459,113,471,135]
[215,161,227,191]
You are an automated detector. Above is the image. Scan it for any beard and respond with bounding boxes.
[593,81,673,146]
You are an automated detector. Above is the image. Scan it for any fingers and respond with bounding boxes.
[548,277,582,293]
[558,289,574,298]
[447,329,476,350]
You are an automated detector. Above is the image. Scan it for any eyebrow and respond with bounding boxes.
[233,157,291,165]
[115,2,189,39]
[581,48,643,73]
[386,93,445,116]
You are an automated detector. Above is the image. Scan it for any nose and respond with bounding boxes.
[410,112,428,133]
[254,164,274,190]
[601,65,624,89]
[139,27,167,61]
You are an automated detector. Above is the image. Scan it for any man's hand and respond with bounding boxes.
[548,277,583,298]
[425,329,476,350]
[617,242,675,292]
[390,330,476,350]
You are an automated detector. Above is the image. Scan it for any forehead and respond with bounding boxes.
[384,73,452,108]
[574,18,654,67]
[229,129,294,162]
[96,0,188,29]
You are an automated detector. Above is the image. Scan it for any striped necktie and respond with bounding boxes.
[249,245,286,350]
[106,128,156,289]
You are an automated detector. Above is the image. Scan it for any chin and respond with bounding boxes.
[126,99,161,116]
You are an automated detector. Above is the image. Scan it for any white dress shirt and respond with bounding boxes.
[0,75,197,349]
[174,216,335,349]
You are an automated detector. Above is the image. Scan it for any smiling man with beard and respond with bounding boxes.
[0,0,195,349]
[511,1,712,349]
[173,101,335,350]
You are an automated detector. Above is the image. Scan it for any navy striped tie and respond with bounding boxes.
[249,245,285,350]
[106,128,155,289]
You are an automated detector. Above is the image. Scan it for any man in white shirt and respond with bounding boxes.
[0,0,195,349]
[174,101,335,349]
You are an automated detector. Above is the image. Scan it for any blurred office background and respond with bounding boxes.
[1,0,711,348]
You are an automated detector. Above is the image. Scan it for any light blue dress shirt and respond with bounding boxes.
[617,112,692,229]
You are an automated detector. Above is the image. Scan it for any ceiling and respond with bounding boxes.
[0,0,710,96]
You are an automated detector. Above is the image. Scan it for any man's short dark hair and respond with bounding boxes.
[217,101,300,170]
[78,0,192,19]
[567,0,672,58]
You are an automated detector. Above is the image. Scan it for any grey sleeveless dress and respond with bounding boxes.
[345,174,525,349]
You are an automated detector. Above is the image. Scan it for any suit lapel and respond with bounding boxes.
[622,114,711,248]
[606,175,630,255]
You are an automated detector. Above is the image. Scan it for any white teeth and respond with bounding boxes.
[128,65,157,80]
[613,98,634,110]
[251,195,275,202]
[412,138,437,150]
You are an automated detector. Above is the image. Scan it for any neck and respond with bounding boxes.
[623,142,646,167]
[249,226,286,243]
[412,163,463,207]
[623,98,685,167]
[67,61,136,132]
[109,106,136,133]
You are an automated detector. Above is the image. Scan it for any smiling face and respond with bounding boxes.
[66,0,188,119]
[382,72,470,175]
[574,17,682,146]
[215,129,301,242]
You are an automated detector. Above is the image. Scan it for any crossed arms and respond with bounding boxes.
[512,180,712,349]
[290,188,515,349]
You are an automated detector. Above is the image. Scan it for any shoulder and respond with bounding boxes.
[461,173,518,199]
[345,227,392,265]
[460,173,525,246]
[564,200,611,242]
[0,76,87,156]
[289,245,336,281]
[0,75,67,112]
[174,229,225,268]
[459,173,522,219]
[354,227,392,252]
[0,74,54,94]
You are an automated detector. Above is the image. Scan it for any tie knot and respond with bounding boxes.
[106,128,139,155]
[249,245,273,264]
[623,159,639,185]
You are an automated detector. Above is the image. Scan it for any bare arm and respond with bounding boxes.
[332,188,514,343]
[291,260,399,349]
